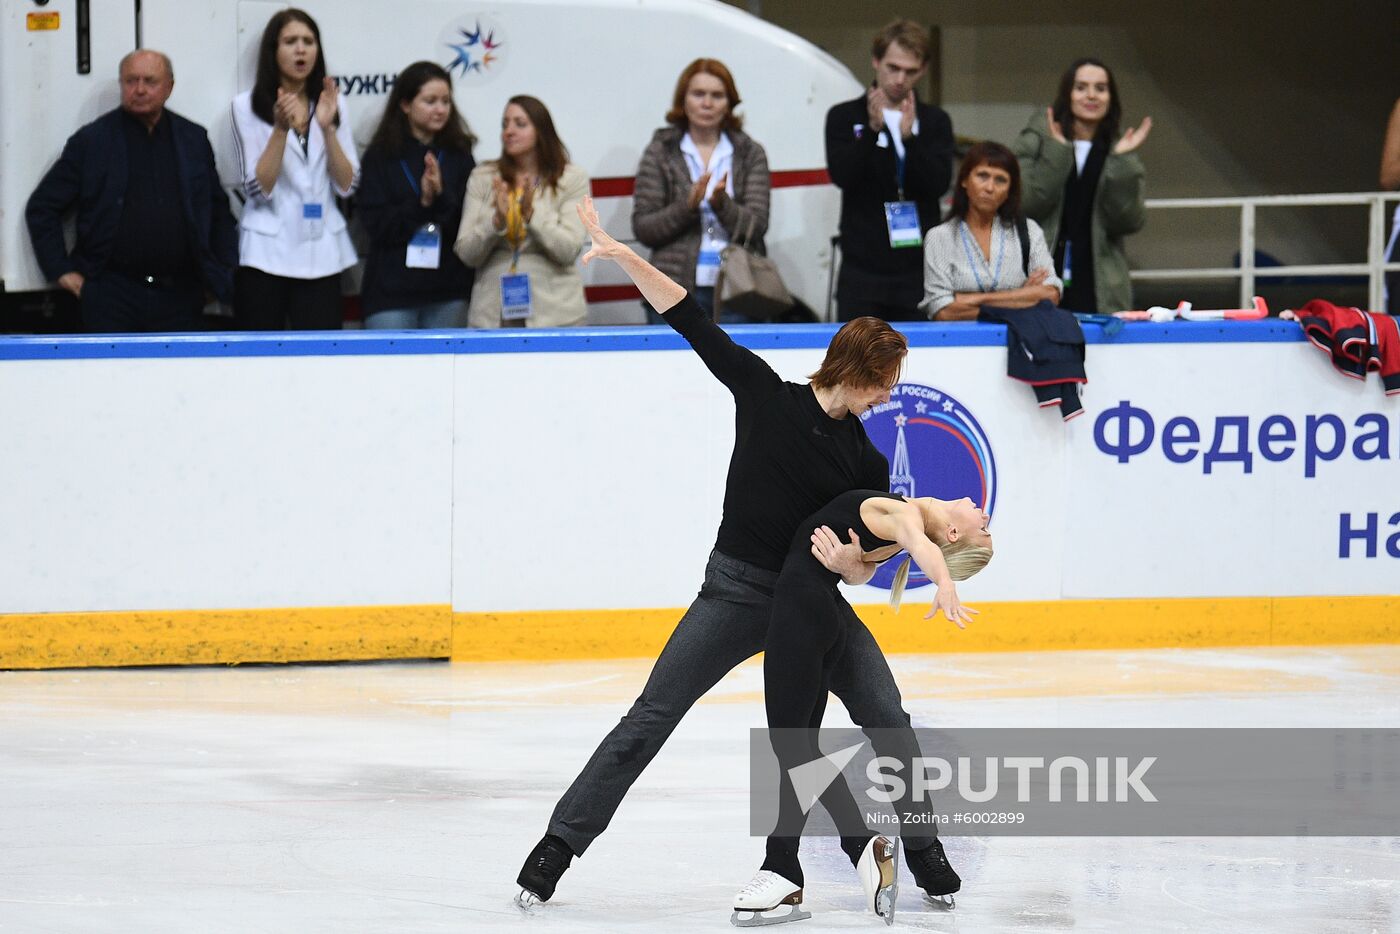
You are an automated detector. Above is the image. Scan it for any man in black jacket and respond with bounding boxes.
[825,20,954,322]
[26,50,236,333]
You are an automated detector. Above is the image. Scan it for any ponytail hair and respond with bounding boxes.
[887,540,993,610]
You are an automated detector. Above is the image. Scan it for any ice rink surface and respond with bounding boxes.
[2,645,1398,933]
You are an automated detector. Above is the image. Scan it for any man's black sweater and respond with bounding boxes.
[665,296,890,572]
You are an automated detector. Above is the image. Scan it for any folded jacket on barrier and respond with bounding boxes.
[1294,299,1400,395]
[977,299,1088,421]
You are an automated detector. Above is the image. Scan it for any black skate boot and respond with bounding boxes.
[905,837,960,910]
[515,834,573,909]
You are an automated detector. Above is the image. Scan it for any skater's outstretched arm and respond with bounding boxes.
[577,197,686,313]
[868,502,978,628]
[577,197,780,400]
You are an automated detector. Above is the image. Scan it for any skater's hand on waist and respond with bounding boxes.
[812,526,871,584]
[926,582,977,629]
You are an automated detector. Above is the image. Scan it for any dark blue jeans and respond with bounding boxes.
[548,549,936,855]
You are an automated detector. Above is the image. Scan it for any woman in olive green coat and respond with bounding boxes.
[1012,58,1150,313]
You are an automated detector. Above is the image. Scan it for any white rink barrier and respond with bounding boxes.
[1,319,1397,666]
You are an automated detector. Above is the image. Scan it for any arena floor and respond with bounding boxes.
[2,646,1397,933]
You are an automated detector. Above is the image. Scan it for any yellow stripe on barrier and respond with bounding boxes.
[451,608,685,662]
[449,596,1400,662]
[0,605,451,669]
[3,597,1395,669]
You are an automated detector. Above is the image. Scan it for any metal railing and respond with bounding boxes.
[1131,192,1400,310]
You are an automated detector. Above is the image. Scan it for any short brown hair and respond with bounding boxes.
[809,317,908,391]
[949,140,1022,223]
[872,19,930,64]
[665,58,743,132]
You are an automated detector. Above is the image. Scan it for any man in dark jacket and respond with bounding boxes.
[26,50,236,333]
[825,20,954,322]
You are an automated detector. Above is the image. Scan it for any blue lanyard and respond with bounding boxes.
[893,136,906,200]
[400,151,444,197]
[958,220,1004,293]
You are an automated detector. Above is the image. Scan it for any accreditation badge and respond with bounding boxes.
[500,273,532,321]
[884,201,922,249]
[406,224,442,270]
[300,202,324,241]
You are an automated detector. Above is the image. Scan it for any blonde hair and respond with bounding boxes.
[941,538,993,582]
[888,540,992,609]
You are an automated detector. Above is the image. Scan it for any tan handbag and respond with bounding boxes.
[714,215,794,322]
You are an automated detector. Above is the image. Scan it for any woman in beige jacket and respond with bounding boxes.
[454,95,588,328]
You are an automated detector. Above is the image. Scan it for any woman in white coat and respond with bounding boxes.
[231,8,359,330]
[453,95,589,328]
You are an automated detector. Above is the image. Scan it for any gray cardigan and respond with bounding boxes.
[630,125,771,293]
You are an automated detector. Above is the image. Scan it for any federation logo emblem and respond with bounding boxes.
[859,383,997,593]
[440,16,506,83]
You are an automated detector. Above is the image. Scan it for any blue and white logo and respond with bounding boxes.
[859,383,998,593]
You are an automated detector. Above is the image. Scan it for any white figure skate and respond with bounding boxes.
[856,836,900,925]
[730,870,811,927]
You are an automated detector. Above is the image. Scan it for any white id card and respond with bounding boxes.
[884,201,921,249]
[406,224,442,269]
[501,273,532,321]
[696,242,723,287]
[300,202,324,241]
[695,213,726,286]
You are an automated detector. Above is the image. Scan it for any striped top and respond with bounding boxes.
[919,216,1061,318]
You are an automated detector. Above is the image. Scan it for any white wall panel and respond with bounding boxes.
[1,331,1396,617]
[0,355,454,611]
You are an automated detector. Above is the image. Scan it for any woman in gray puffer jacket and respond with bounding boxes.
[632,58,771,323]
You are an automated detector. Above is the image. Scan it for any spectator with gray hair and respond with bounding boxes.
[26,49,236,332]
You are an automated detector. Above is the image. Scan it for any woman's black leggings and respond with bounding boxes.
[760,565,873,886]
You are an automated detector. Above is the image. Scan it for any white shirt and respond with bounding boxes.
[880,107,920,163]
[679,131,735,287]
[1073,139,1093,174]
[230,89,360,279]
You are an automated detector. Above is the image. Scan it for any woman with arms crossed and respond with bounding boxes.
[920,141,1061,322]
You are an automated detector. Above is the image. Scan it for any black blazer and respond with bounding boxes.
[25,107,237,301]
[824,93,954,276]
